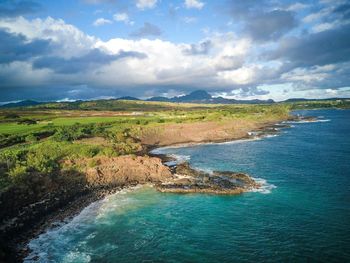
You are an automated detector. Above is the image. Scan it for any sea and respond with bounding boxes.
[25,109,350,262]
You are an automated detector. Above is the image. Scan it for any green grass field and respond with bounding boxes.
[1,98,347,201]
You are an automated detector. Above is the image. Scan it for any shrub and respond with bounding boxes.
[17,119,37,125]
[4,113,20,119]
[26,151,59,174]
[100,147,118,157]
[8,164,28,183]
[88,159,99,168]
[25,134,38,143]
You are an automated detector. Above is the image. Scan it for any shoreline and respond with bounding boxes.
[10,117,294,262]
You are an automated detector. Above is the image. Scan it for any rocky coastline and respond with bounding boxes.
[1,114,315,262]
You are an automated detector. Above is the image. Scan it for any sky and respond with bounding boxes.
[0,0,350,102]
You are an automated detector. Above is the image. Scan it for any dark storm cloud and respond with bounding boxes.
[226,0,298,41]
[0,29,51,64]
[228,0,262,20]
[129,22,162,38]
[182,40,212,56]
[245,10,297,41]
[268,23,350,68]
[332,3,350,20]
[0,0,41,18]
[33,49,147,74]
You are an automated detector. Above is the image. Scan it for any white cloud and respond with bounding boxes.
[113,13,134,25]
[136,0,157,10]
[0,16,254,92]
[1,15,349,100]
[184,0,204,10]
[302,8,330,23]
[0,16,97,58]
[311,20,350,33]
[286,3,309,11]
[281,65,336,84]
[182,16,197,24]
[93,18,112,26]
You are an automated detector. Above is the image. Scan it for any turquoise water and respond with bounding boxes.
[26,109,350,262]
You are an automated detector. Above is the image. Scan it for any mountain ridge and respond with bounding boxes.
[1,90,348,108]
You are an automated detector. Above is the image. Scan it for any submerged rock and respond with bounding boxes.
[156,162,260,194]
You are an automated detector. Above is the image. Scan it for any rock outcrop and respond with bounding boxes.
[83,155,172,186]
[157,162,260,194]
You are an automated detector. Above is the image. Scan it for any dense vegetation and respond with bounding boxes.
[1,98,349,260]
[0,98,348,200]
[284,99,350,110]
[0,101,291,192]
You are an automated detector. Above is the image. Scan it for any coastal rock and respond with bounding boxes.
[84,155,173,186]
[156,162,260,194]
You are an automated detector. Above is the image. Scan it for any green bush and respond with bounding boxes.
[4,113,20,119]
[17,119,37,125]
[8,164,28,183]
[25,134,38,143]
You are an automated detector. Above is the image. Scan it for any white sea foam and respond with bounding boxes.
[170,154,191,163]
[250,177,277,194]
[24,186,142,262]
[283,118,330,124]
[263,134,279,138]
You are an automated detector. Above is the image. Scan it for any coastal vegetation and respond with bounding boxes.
[0,98,348,260]
[1,98,348,193]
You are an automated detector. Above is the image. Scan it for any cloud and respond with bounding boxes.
[333,3,350,20]
[0,29,51,64]
[182,16,197,24]
[182,40,212,55]
[129,22,162,37]
[268,24,350,68]
[32,49,146,73]
[0,16,97,58]
[184,0,204,10]
[226,0,298,41]
[286,2,309,12]
[1,6,350,102]
[93,18,112,26]
[0,0,41,18]
[113,12,133,25]
[245,10,297,41]
[136,0,157,10]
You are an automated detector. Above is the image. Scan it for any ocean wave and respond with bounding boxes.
[24,199,102,262]
[24,186,143,262]
[283,118,330,124]
[250,177,277,194]
[263,134,279,138]
[170,154,191,162]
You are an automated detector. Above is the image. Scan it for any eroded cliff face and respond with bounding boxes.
[1,153,261,261]
[0,155,173,257]
[82,156,173,186]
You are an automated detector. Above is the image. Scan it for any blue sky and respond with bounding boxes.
[0,0,350,102]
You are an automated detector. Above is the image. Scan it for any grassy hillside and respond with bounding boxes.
[0,102,290,192]
[1,97,348,211]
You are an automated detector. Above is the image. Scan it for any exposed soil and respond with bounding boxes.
[1,116,291,262]
[139,118,284,147]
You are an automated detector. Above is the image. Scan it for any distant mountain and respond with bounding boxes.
[283,98,310,102]
[0,100,43,108]
[146,96,171,102]
[174,90,212,102]
[116,96,140,101]
[5,92,345,110]
[147,90,275,104]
